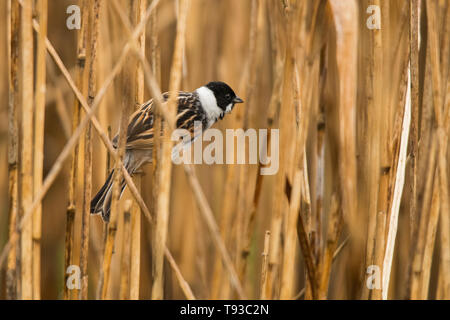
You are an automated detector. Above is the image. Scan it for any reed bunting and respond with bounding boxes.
[90,81,243,221]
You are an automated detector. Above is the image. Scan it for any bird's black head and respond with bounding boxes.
[205,81,244,112]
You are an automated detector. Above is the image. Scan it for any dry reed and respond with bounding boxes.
[1,0,449,301]
[6,0,19,300]
[19,0,34,300]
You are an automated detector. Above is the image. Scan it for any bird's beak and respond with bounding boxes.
[233,96,244,104]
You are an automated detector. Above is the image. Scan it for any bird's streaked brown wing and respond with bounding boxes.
[112,92,205,150]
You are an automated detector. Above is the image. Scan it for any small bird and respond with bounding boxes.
[90,81,243,221]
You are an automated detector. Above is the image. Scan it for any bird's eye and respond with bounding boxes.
[225,94,231,100]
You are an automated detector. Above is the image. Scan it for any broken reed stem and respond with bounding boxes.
[129,0,147,300]
[19,0,34,300]
[151,0,189,300]
[6,0,19,300]
[31,0,47,300]
[80,0,101,300]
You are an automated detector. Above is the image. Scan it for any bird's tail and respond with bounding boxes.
[90,169,127,222]
[91,151,146,222]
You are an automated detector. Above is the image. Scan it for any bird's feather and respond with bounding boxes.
[112,92,207,150]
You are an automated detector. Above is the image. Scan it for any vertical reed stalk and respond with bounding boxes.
[101,218,118,299]
[266,1,299,299]
[151,0,189,299]
[129,174,141,298]
[97,1,194,299]
[129,0,147,300]
[372,211,386,300]
[119,201,132,300]
[95,127,112,300]
[1,0,448,301]
[408,0,420,242]
[426,0,449,298]
[361,0,382,299]
[210,166,237,299]
[64,207,76,300]
[65,0,89,300]
[238,0,266,286]
[19,0,34,300]
[235,0,257,277]
[31,0,47,300]
[6,0,20,300]
[80,0,101,300]
[149,2,162,298]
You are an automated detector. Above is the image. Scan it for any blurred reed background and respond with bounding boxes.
[0,0,449,300]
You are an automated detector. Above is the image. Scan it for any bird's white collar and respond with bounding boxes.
[196,86,223,126]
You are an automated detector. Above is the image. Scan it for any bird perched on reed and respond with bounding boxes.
[90,81,243,221]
